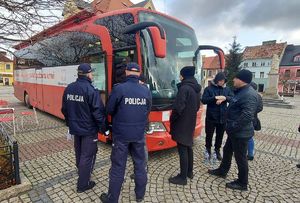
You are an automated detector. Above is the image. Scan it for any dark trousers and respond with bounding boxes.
[108,139,147,203]
[74,134,98,190]
[219,136,250,186]
[205,119,225,152]
[177,142,193,179]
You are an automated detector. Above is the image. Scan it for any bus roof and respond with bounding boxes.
[14,7,194,50]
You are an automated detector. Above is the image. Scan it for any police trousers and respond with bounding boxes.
[74,134,98,190]
[108,138,147,203]
[219,136,250,186]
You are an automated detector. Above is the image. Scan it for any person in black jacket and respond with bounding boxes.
[202,72,234,160]
[169,66,201,185]
[61,63,106,193]
[247,82,263,161]
[208,69,258,191]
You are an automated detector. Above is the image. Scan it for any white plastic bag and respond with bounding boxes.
[66,130,74,141]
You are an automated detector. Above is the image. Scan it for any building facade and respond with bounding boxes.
[278,44,300,95]
[241,40,286,92]
[0,51,14,86]
[63,0,155,18]
[202,55,222,88]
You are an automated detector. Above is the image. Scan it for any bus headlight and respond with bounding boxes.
[146,122,166,134]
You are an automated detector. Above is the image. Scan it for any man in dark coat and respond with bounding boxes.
[208,69,258,191]
[202,72,234,160]
[169,66,201,185]
[61,63,106,193]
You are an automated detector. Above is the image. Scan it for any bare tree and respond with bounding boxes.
[0,0,66,51]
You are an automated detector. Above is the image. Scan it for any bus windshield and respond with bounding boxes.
[139,12,200,108]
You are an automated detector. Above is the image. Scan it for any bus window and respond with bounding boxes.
[95,13,135,50]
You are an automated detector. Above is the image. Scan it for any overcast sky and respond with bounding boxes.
[132,0,300,52]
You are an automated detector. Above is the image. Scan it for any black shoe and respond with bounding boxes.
[168,174,187,185]
[247,155,254,161]
[136,197,144,202]
[297,164,300,168]
[77,181,96,193]
[187,172,194,179]
[208,169,227,178]
[215,150,222,161]
[226,180,248,191]
[100,193,110,203]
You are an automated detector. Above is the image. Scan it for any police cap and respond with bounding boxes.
[77,63,94,74]
[126,62,140,72]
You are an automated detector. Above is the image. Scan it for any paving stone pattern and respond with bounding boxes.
[0,87,299,202]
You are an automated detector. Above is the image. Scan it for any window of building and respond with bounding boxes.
[252,72,255,78]
[284,70,291,77]
[5,64,11,70]
[252,62,256,67]
[261,62,265,66]
[244,62,248,67]
[260,72,264,78]
[208,70,212,77]
[296,69,300,77]
[294,54,300,62]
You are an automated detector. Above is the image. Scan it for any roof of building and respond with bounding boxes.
[280,44,300,67]
[0,53,12,62]
[203,56,221,70]
[243,41,286,60]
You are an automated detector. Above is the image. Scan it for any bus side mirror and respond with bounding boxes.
[123,21,167,58]
[194,45,225,69]
[147,26,166,58]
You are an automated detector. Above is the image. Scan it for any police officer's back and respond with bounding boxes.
[61,63,106,193]
[100,63,151,203]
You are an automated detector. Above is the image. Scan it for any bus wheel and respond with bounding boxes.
[24,93,32,109]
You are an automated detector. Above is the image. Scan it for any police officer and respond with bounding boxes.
[61,63,106,193]
[100,62,152,203]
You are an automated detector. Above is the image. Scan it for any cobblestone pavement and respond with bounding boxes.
[1,86,300,203]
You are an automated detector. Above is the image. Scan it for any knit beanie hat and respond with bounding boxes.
[235,69,252,84]
[213,72,227,84]
[180,66,195,78]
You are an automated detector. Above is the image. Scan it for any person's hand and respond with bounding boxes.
[216,100,223,105]
[215,96,226,100]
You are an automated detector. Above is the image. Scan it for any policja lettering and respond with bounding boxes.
[124,97,146,105]
[67,94,84,102]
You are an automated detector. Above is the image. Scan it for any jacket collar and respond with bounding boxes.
[77,76,92,83]
[125,75,139,83]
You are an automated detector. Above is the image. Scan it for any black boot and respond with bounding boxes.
[100,193,110,203]
[77,181,96,193]
[226,180,248,191]
[208,168,227,178]
[215,150,222,161]
[168,174,187,185]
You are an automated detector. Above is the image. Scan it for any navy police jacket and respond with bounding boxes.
[61,76,106,136]
[107,75,152,141]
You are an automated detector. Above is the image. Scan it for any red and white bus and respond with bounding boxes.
[13,8,224,151]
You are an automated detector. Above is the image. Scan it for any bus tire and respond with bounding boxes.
[24,93,32,109]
